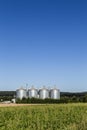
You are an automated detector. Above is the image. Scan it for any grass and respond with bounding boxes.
[0,103,87,130]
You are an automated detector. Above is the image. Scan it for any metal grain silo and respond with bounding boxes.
[28,86,38,98]
[50,88,60,99]
[16,87,27,99]
[39,87,49,99]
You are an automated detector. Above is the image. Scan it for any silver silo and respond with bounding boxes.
[16,87,27,99]
[39,87,49,99]
[50,88,60,99]
[28,86,38,98]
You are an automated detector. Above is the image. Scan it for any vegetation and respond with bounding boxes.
[0,91,87,103]
[0,104,87,130]
[0,91,15,101]
[16,95,87,104]
[16,97,68,104]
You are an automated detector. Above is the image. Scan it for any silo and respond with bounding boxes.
[39,87,49,99]
[16,87,27,99]
[28,86,38,98]
[50,88,60,99]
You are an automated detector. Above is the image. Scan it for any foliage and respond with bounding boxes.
[16,98,64,104]
[0,104,87,130]
[1,91,87,103]
[0,91,16,102]
[16,95,87,104]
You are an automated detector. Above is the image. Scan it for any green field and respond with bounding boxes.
[0,103,87,130]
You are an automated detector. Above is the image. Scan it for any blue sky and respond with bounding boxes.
[0,0,87,91]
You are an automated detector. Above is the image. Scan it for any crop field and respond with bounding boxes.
[0,103,87,130]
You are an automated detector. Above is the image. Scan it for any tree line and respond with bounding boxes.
[0,91,87,103]
[0,91,16,101]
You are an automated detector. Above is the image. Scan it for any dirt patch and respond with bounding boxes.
[0,103,39,107]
